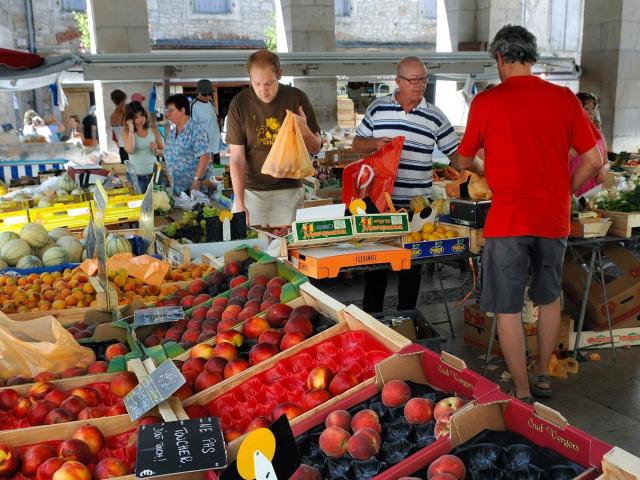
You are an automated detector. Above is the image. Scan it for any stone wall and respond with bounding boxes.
[335,0,436,46]
[147,0,274,45]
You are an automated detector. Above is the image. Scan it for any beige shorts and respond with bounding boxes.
[244,187,305,227]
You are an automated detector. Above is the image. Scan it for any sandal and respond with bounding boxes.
[529,373,552,398]
[507,389,534,405]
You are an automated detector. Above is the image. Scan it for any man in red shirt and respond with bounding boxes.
[457,25,603,402]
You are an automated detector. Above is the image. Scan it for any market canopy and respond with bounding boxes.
[0,50,83,91]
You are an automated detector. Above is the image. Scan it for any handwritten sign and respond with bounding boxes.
[134,306,184,327]
[124,360,185,421]
[136,417,227,478]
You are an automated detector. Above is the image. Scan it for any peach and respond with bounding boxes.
[266,277,287,289]
[190,343,215,360]
[93,458,130,479]
[188,279,207,295]
[144,335,162,348]
[36,457,67,480]
[34,371,60,382]
[57,439,92,464]
[44,389,68,407]
[433,396,465,422]
[12,397,30,418]
[181,329,201,344]
[306,366,333,391]
[351,409,381,433]
[60,396,86,417]
[72,424,105,455]
[212,342,237,362]
[109,371,138,398]
[302,389,331,410]
[284,316,313,338]
[204,357,228,377]
[173,384,194,401]
[230,286,248,300]
[0,388,18,410]
[290,464,322,480]
[51,461,91,480]
[280,332,306,350]
[27,400,54,426]
[212,296,228,308]
[184,405,209,419]
[251,275,269,287]
[216,329,244,347]
[105,343,129,361]
[318,426,351,458]
[242,316,270,340]
[246,416,271,433]
[427,455,466,480]
[206,307,223,322]
[229,275,248,288]
[165,327,184,341]
[290,305,318,322]
[29,381,56,400]
[325,409,352,431]
[271,402,302,422]
[247,285,266,300]
[381,380,412,408]
[194,371,223,393]
[44,407,74,424]
[329,371,359,396]
[249,343,279,366]
[347,428,381,461]
[61,367,86,379]
[404,397,435,425]
[77,406,105,419]
[265,303,292,328]
[21,444,56,476]
[260,299,278,311]
[258,329,283,346]
[106,405,128,416]
[87,361,109,374]
[180,295,195,309]
[224,358,250,379]
[434,414,452,439]
[217,318,238,333]
[224,261,243,277]
[193,293,210,306]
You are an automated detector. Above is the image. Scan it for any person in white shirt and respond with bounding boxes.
[190,79,221,164]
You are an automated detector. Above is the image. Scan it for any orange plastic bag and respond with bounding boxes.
[261,110,314,179]
[80,253,170,287]
[341,136,404,213]
[0,313,96,380]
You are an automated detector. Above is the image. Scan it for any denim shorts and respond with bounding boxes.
[480,236,567,314]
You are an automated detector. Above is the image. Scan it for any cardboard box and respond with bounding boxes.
[571,327,640,350]
[563,245,640,330]
[286,217,355,247]
[595,209,640,237]
[602,447,640,480]
[289,242,412,279]
[352,213,410,239]
[404,236,469,259]
[463,304,573,357]
[435,220,485,254]
[569,216,613,238]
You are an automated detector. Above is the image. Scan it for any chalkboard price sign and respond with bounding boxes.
[136,417,227,478]
[124,360,186,421]
[134,306,184,327]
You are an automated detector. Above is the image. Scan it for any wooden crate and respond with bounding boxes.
[603,447,640,480]
[595,210,640,237]
[7,307,93,325]
[436,221,484,253]
[89,277,119,310]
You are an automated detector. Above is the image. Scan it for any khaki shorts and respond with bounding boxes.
[244,187,305,227]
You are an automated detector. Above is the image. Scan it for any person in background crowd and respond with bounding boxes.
[123,101,163,193]
[60,114,83,142]
[82,106,98,143]
[191,79,222,164]
[351,56,460,313]
[21,110,38,136]
[570,92,609,196]
[110,90,128,163]
[31,115,53,142]
[44,115,64,142]
[457,25,603,403]
[227,49,321,226]
[155,94,212,194]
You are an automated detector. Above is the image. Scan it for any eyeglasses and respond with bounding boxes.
[398,75,428,85]
[165,107,177,115]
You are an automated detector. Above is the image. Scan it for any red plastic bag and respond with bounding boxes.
[341,136,404,212]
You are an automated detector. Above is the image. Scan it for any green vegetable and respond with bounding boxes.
[596,187,640,212]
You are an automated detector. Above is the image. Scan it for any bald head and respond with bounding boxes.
[397,56,427,76]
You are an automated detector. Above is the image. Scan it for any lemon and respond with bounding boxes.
[408,232,421,242]
[445,231,457,238]
[349,199,366,215]
[436,226,447,234]
[421,223,435,234]
[427,234,439,241]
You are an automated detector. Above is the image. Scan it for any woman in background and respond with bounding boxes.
[122,101,163,193]
[61,115,83,142]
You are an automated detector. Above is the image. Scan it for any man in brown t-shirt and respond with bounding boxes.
[227,50,321,226]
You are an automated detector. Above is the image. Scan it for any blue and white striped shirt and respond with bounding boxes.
[355,91,459,206]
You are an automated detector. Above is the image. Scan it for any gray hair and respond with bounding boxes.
[397,56,427,76]
[489,25,539,64]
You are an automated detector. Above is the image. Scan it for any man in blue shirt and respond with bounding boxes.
[191,79,222,164]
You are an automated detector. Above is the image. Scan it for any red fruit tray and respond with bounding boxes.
[0,382,124,431]
[206,330,390,434]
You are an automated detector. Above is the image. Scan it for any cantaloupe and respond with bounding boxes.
[20,223,49,248]
[106,234,132,257]
[49,227,72,241]
[0,259,7,270]
[0,232,18,252]
[16,255,44,269]
[1,239,31,266]
[56,236,83,263]
[42,247,69,266]
[37,241,58,258]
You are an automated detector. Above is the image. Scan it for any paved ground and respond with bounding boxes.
[313,263,640,455]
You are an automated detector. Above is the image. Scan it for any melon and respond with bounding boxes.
[59,175,76,193]
[106,234,132,257]
[42,247,69,267]
[1,239,31,266]
[16,255,44,269]
[20,223,49,248]
[37,241,58,258]
[0,231,19,252]
[49,227,72,241]
[56,236,83,263]
[0,259,7,270]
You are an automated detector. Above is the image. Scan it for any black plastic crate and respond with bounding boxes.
[372,310,446,353]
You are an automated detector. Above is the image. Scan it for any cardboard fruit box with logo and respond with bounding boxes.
[403,236,470,259]
[563,244,640,331]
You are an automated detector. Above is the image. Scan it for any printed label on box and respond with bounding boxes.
[290,218,354,243]
[353,214,410,235]
[404,237,469,259]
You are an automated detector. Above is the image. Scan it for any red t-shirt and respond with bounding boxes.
[458,76,597,238]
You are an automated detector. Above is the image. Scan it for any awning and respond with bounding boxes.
[0,51,83,91]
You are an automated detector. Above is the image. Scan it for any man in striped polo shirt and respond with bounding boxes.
[352,56,460,312]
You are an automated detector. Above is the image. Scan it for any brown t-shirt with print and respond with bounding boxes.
[226,83,321,191]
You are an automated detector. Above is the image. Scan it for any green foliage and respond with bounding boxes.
[72,11,90,51]
[264,9,277,52]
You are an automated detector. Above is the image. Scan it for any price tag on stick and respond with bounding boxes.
[134,306,184,327]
